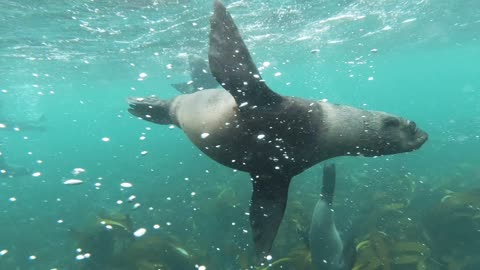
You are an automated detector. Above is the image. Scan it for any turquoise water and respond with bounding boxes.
[1,0,479,269]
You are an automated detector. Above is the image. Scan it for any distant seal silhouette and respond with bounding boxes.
[0,151,30,178]
[128,0,428,258]
[309,164,355,270]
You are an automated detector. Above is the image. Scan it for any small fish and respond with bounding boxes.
[63,179,83,185]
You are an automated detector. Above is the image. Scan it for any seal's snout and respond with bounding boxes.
[418,129,428,144]
[410,128,428,150]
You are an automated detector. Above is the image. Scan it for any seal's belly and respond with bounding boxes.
[174,90,320,174]
[187,124,312,174]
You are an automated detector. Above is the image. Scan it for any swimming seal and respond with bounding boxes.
[0,152,30,178]
[309,164,354,270]
[127,0,428,258]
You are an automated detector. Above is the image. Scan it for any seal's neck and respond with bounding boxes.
[320,102,380,158]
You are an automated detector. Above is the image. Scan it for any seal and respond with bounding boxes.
[127,0,428,258]
[171,54,219,94]
[309,164,355,270]
[0,152,30,178]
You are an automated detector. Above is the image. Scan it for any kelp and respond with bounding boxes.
[256,258,294,270]
[232,184,469,270]
[115,235,201,270]
[358,193,423,243]
[97,211,134,232]
[70,210,206,270]
[353,231,430,270]
[70,211,135,270]
[255,246,312,270]
[349,173,434,270]
[423,189,480,269]
[353,231,392,270]
[67,172,480,270]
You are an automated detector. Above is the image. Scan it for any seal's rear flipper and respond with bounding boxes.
[249,173,291,258]
[321,163,336,205]
[209,0,282,107]
[127,97,173,125]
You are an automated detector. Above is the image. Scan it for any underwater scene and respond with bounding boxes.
[1,0,479,269]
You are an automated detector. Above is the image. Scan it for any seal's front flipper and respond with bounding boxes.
[189,55,219,91]
[171,82,193,94]
[249,173,291,258]
[209,0,282,107]
[171,55,219,94]
[127,97,173,125]
[321,163,336,205]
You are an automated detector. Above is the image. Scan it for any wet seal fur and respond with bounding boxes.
[128,0,428,259]
[309,164,356,270]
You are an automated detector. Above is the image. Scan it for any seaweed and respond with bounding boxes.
[423,189,480,269]
[353,231,430,270]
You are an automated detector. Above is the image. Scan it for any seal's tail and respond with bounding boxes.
[127,97,173,125]
[321,163,336,205]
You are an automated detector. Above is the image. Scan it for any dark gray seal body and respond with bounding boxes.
[309,164,353,270]
[128,0,428,258]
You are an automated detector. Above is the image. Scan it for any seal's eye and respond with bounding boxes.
[408,121,417,132]
[383,117,400,128]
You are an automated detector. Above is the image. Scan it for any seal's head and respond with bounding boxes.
[319,103,428,158]
[361,113,428,156]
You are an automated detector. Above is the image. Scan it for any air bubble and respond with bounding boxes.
[134,228,147,237]
[121,182,133,188]
[63,179,83,185]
